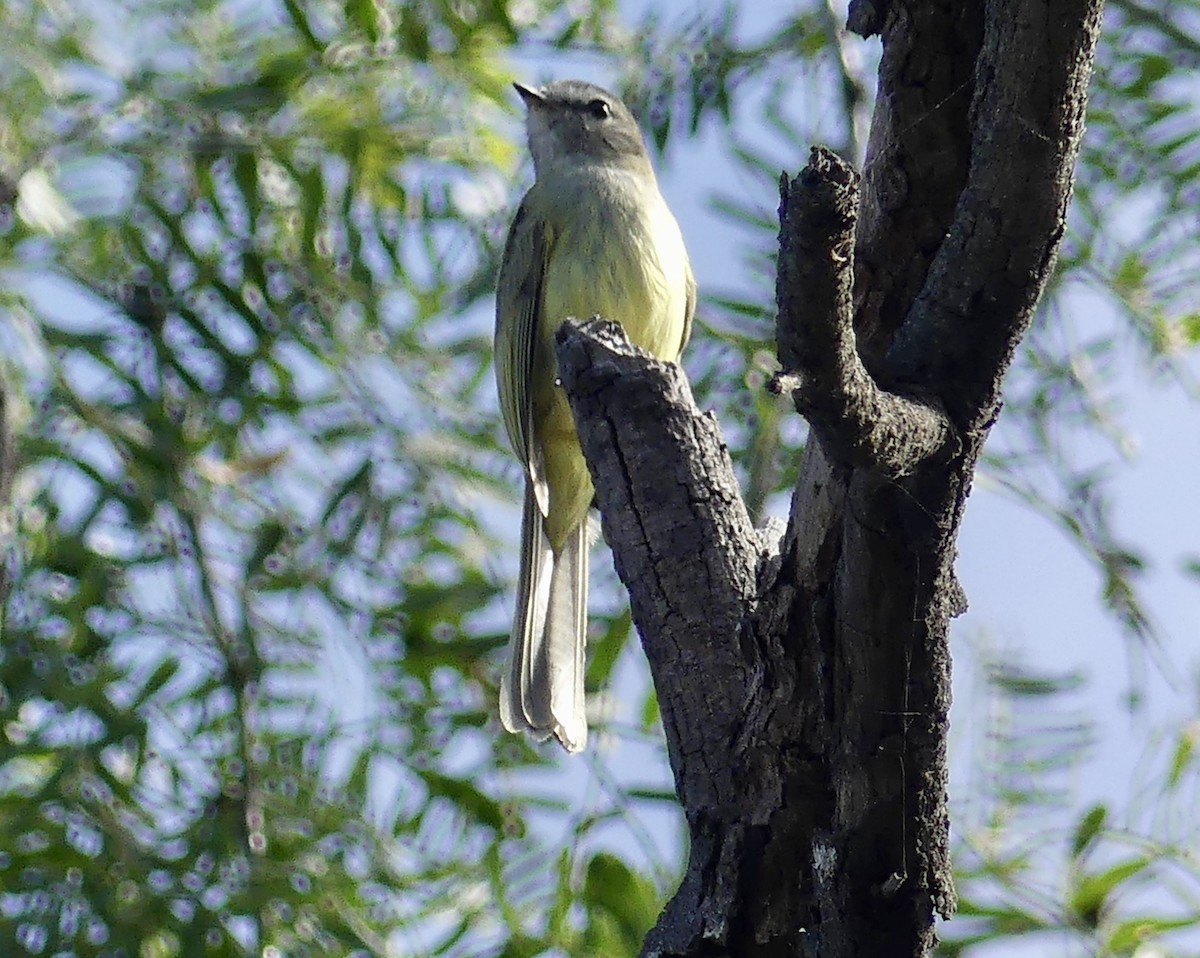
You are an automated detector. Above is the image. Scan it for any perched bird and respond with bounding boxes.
[494,80,695,751]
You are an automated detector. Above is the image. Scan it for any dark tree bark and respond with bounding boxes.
[556,0,1104,955]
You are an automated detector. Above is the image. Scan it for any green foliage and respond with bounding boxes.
[0,0,659,954]
[579,852,660,956]
[1071,0,1200,355]
[943,654,1200,956]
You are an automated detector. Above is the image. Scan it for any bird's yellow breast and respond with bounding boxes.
[538,164,690,363]
[528,163,691,549]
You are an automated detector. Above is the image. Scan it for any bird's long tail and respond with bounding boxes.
[499,481,588,751]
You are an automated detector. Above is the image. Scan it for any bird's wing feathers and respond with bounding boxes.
[680,256,697,358]
[494,188,553,515]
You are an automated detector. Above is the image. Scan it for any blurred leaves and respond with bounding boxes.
[944,653,1200,957]
[1071,0,1200,357]
[0,0,668,954]
[579,852,660,957]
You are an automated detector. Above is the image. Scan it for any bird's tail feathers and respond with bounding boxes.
[499,483,588,752]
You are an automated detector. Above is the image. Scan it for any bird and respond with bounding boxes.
[494,79,695,751]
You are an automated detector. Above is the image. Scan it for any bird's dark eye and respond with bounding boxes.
[586,98,611,120]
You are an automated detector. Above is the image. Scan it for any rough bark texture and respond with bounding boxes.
[557,0,1104,955]
[556,319,760,815]
[772,149,953,479]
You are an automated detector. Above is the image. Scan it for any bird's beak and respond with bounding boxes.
[513,82,545,109]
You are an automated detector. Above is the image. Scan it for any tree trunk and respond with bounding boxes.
[555,0,1104,955]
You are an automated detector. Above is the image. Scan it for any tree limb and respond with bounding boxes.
[773,147,953,479]
[555,318,760,815]
[847,0,984,366]
[554,0,1104,954]
[889,0,1105,430]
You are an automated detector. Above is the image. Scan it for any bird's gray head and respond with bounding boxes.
[515,80,653,178]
